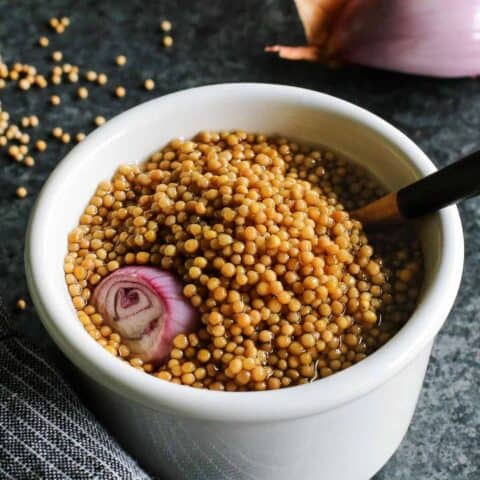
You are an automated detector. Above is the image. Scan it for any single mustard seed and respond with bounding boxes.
[85,70,97,82]
[163,35,173,48]
[16,186,27,198]
[115,86,126,98]
[49,17,59,28]
[50,95,61,106]
[30,116,39,127]
[115,55,127,66]
[52,127,63,138]
[77,87,88,99]
[52,51,63,62]
[24,156,35,167]
[144,78,155,91]
[94,115,106,126]
[60,16,70,27]
[38,36,49,47]
[76,132,86,143]
[160,20,172,32]
[61,133,71,144]
[16,298,27,310]
[97,73,108,85]
[35,139,47,151]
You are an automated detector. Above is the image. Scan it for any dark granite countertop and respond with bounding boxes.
[0,1,479,478]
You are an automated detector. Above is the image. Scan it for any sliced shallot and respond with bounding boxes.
[92,266,198,363]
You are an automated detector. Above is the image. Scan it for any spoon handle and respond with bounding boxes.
[352,150,480,224]
[397,150,480,219]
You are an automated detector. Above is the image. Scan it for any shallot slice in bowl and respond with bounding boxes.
[92,266,198,363]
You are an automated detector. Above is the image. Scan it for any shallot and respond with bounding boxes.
[266,0,480,77]
[92,266,198,363]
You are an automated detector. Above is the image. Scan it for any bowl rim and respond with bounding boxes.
[25,83,464,423]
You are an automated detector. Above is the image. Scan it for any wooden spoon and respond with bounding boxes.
[352,151,480,224]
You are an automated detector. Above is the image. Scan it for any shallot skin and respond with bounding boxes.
[267,0,480,78]
[92,267,198,364]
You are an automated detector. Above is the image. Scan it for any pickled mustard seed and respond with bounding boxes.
[16,186,27,198]
[115,55,127,66]
[65,131,423,391]
[144,79,155,91]
[38,36,49,47]
[160,20,172,32]
[94,115,106,126]
[114,86,126,98]
[16,298,27,310]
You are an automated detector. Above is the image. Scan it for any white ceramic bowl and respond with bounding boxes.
[25,83,464,480]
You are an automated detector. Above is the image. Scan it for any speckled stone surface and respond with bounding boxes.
[0,1,479,478]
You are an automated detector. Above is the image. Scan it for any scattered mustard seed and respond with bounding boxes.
[35,75,48,88]
[163,35,173,48]
[50,94,61,106]
[52,51,63,62]
[18,78,31,90]
[68,72,79,83]
[114,86,126,98]
[35,139,47,151]
[77,86,88,99]
[16,298,27,310]
[49,17,59,28]
[115,55,127,66]
[85,70,97,82]
[38,36,49,47]
[24,156,35,167]
[160,20,172,32]
[94,115,106,126]
[52,127,63,138]
[97,73,108,85]
[16,186,27,198]
[144,78,155,91]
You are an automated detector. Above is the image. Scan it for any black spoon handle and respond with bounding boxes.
[398,150,480,219]
[352,150,480,224]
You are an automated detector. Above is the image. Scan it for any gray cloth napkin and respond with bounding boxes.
[0,297,152,480]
